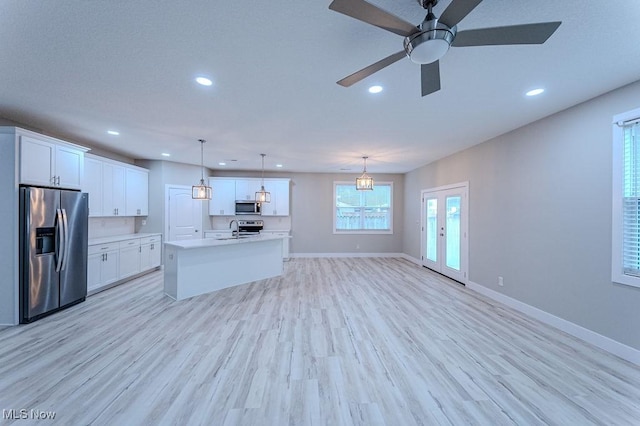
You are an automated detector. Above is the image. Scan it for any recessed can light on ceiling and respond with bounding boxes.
[161,153,171,157]
[368,85,383,94]
[276,164,283,168]
[107,130,119,136]
[526,88,545,97]
[218,162,226,166]
[196,77,213,86]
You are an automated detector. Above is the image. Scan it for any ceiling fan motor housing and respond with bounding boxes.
[404,17,456,64]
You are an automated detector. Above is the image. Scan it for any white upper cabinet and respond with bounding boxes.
[103,162,126,217]
[208,177,291,216]
[235,178,262,201]
[261,179,290,216]
[125,167,149,216]
[209,178,236,216]
[19,133,86,190]
[83,154,148,217]
[84,156,104,216]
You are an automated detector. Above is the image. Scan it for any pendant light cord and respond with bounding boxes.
[199,139,205,183]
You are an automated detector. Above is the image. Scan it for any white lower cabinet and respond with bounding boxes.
[87,233,162,294]
[87,243,119,292]
[140,236,162,270]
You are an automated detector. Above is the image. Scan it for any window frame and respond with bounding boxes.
[333,181,393,235]
[612,106,640,288]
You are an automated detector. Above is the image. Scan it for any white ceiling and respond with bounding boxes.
[1,0,640,173]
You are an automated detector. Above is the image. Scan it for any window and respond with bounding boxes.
[612,107,640,288]
[334,182,393,234]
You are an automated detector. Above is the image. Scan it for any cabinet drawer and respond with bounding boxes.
[88,243,119,255]
[118,238,141,249]
[140,235,161,245]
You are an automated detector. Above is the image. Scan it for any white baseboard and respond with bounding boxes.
[467,280,640,366]
[290,252,404,259]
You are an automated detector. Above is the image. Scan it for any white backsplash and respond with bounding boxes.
[89,217,135,239]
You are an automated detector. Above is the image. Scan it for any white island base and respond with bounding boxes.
[163,235,285,301]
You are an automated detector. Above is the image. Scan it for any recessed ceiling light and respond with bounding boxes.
[161,153,171,157]
[276,164,283,168]
[196,76,213,86]
[526,88,545,97]
[218,162,226,166]
[368,85,383,94]
[107,130,119,136]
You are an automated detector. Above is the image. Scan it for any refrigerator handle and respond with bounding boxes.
[61,209,70,271]
[55,209,65,272]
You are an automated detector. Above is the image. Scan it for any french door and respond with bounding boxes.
[421,182,468,283]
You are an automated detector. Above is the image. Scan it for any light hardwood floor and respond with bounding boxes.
[1,258,639,425]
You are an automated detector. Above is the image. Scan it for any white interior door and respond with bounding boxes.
[421,183,468,283]
[167,186,202,241]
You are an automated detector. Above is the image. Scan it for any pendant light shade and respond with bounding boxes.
[192,139,212,200]
[356,156,374,190]
[255,153,271,203]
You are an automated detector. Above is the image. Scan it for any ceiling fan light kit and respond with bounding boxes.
[329,0,561,97]
[404,18,456,65]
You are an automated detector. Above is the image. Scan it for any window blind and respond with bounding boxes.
[622,121,640,276]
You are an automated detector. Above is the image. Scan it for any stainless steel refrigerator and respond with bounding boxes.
[20,186,89,323]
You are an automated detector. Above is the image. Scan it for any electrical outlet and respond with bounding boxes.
[141,220,147,226]
[498,276,504,286]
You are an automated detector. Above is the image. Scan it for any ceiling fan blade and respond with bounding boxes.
[452,22,562,47]
[439,0,484,28]
[329,0,418,37]
[337,51,407,87]
[421,61,441,97]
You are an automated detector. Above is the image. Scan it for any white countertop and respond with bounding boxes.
[89,233,162,246]
[165,234,289,250]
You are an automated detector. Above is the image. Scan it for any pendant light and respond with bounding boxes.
[255,153,271,203]
[192,139,212,200]
[356,156,374,190]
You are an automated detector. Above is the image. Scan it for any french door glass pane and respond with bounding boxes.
[445,196,461,270]
[426,198,437,262]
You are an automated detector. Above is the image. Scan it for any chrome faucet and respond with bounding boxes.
[229,219,239,238]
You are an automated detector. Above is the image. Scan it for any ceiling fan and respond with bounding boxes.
[329,0,561,96]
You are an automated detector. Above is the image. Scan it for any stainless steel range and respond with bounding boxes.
[236,220,263,236]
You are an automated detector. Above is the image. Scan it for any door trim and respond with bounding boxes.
[420,181,469,284]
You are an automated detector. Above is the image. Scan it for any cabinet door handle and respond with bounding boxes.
[56,176,60,185]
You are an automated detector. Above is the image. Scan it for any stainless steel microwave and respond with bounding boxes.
[235,201,261,215]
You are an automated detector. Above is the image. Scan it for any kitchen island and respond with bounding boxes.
[163,234,287,301]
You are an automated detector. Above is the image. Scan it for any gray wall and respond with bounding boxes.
[135,160,206,236]
[291,173,404,254]
[403,80,640,351]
